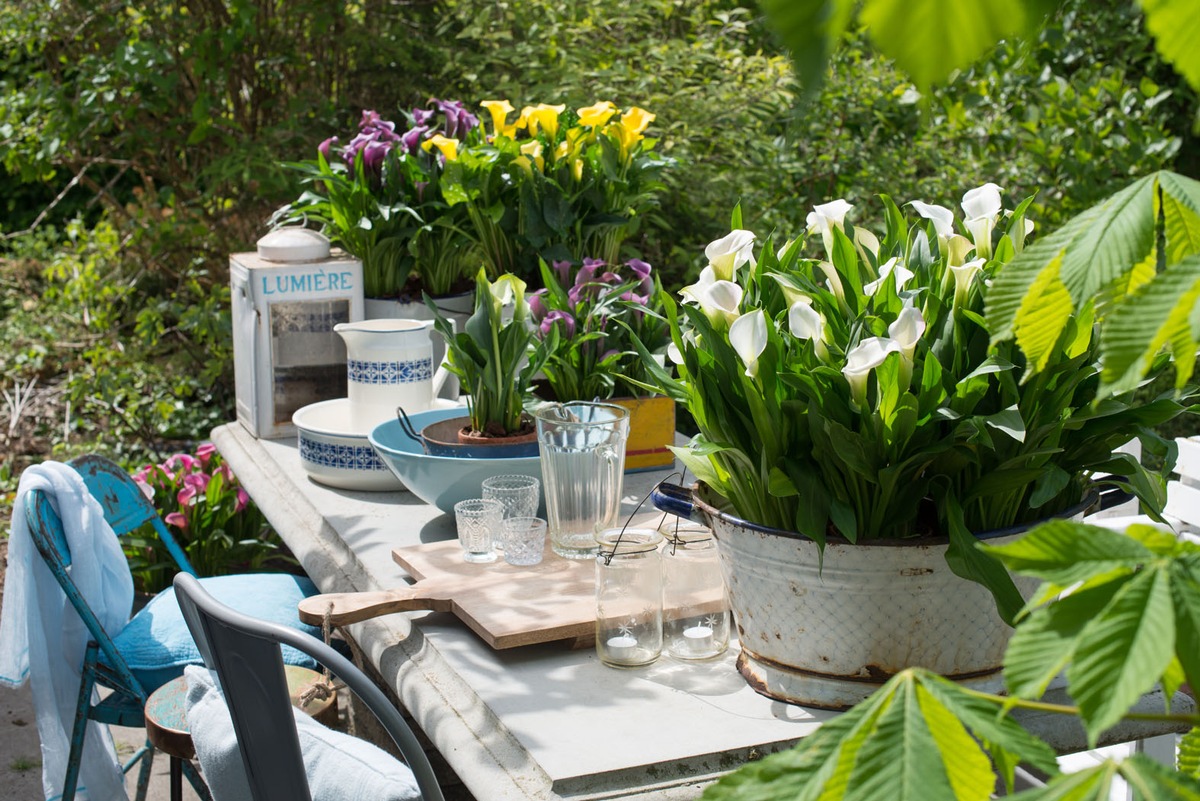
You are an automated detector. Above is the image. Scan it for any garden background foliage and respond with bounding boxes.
[1,0,1197,504]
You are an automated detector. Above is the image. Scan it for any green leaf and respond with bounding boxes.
[1068,568,1175,744]
[1119,753,1200,800]
[843,681,958,801]
[1180,727,1200,779]
[1006,761,1116,800]
[983,521,1152,586]
[1099,254,1200,394]
[1141,0,1200,95]
[858,0,1054,90]
[941,492,1025,625]
[759,0,856,94]
[1171,557,1200,690]
[1003,580,1124,699]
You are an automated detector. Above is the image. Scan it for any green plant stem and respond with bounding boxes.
[958,686,1200,726]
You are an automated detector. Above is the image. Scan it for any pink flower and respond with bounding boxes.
[165,512,188,529]
[235,488,250,513]
[214,464,234,484]
[133,477,155,501]
[184,473,211,494]
[195,443,217,465]
[164,454,197,476]
[177,485,197,507]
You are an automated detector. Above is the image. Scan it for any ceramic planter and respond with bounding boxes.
[651,482,1096,709]
[609,395,676,473]
[364,291,473,400]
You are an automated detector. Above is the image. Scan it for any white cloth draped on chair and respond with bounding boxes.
[0,462,133,801]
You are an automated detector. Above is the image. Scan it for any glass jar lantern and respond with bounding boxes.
[659,518,730,660]
[595,527,663,668]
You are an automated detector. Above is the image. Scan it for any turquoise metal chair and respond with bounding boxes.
[23,454,323,801]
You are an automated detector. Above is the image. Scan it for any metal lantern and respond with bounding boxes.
[230,228,363,438]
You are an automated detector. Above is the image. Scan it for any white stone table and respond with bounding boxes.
[211,422,1192,800]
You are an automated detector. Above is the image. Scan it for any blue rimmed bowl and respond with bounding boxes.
[293,399,403,492]
[370,407,543,513]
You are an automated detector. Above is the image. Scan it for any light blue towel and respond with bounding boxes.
[0,462,134,801]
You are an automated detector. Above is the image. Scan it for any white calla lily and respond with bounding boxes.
[961,183,1003,221]
[961,183,1003,259]
[806,199,854,256]
[863,257,915,295]
[889,307,926,361]
[696,279,743,328]
[854,227,880,265]
[964,216,996,259]
[842,336,901,410]
[944,234,974,267]
[667,341,684,365]
[730,310,767,379]
[789,300,829,361]
[788,299,822,340]
[910,201,955,239]
[704,229,756,282]
[817,260,847,308]
[950,258,986,308]
[679,265,717,304]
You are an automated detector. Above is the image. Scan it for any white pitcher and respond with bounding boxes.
[334,319,448,430]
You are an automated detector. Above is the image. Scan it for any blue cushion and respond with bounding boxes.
[105,574,322,692]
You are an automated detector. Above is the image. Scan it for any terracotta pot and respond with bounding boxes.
[651,481,1097,709]
[418,415,539,459]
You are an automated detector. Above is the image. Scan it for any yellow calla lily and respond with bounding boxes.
[529,103,566,139]
[520,140,545,172]
[572,157,584,183]
[421,134,459,161]
[577,100,617,128]
[511,154,534,177]
[520,105,539,136]
[619,106,655,136]
[480,99,515,138]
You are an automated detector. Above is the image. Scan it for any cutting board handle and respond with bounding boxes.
[298,586,453,627]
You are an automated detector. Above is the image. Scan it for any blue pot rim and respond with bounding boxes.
[687,482,1100,546]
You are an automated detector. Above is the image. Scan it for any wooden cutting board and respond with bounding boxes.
[297,540,597,649]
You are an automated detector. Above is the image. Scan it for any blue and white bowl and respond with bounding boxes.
[293,398,403,492]
[370,407,543,513]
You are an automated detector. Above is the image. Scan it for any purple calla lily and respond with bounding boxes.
[529,289,549,323]
[541,310,576,338]
[318,136,338,162]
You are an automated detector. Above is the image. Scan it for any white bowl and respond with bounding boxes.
[370,408,543,513]
[293,398,403,491]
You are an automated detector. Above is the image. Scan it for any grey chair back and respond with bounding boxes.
[172,572,444,801]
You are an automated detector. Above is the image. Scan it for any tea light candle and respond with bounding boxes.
[606,634,638,660]
[683,624,714,654]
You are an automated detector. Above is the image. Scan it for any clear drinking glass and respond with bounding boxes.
[659,518,730,660]
[535,402,630,559]
[501,516,548,566]
[453,498,503,563]
[482,474,541,549]
[595,527,663,667]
